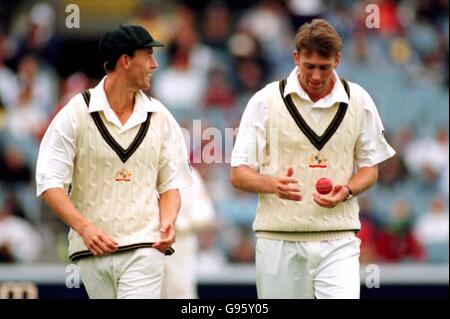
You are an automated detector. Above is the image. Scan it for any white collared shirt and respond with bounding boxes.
[231,67,396,169]
[36,76,193,196]
[87,77,158,132]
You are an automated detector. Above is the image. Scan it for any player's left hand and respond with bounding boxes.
[152,222,176,253]
[313,184,348,208]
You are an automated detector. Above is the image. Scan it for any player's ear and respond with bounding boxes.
[117,54,130,70]
[293,50,300,66]
[334,52,341,68]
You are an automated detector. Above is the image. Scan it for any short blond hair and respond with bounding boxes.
[295,19,342,58]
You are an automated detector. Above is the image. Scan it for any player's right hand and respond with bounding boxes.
[152,221,176,254]
[79,224,118,256]
[272,166,302,201]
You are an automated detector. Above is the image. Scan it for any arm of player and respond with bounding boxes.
[230,165,302,201]
[313,166,378,208]
[42,188,118,255]
[152,188,181,253]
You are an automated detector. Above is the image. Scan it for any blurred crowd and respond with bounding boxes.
[0,0,448,267]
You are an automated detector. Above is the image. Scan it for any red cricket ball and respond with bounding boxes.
[315,178,333,195]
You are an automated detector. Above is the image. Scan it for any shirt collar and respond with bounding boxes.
[88,76,160,114]
[284,67,349,108]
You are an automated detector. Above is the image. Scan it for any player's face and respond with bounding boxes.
[127,48,158,91]
[294,50,340,100]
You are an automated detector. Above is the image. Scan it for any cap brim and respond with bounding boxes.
[144,40,164,47]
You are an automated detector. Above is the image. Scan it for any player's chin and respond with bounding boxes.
[142,82,150,90]
[140,77,151,89]
[309,86,323,93]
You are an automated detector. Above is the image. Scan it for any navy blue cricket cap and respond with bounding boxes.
[99,24,164,62]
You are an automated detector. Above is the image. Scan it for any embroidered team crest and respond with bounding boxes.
[308,152,328,168]
[115,168,132,182]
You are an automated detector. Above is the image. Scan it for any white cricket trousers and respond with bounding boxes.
[256,237,361,299]
[78,248,165,299]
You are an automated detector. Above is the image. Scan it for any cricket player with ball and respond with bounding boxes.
[230,19,395,299]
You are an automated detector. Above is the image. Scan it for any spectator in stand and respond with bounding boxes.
[228,30,268,98]
[377,153,410,188]
[0,32,19,112]
[197,226,227,274]
[5,56,48,141]
[237,0,295,77]
[376,199,424,262]
[285,0,325,32]
[170,25,217,78]
[3,55,51,166]
[0,139,40,224]
[404,128,448,178]
[153,41,206,112]
[201,2,232,53]
[414,195,449,263]
[0,147,32,187]
[228,225,255,264]
[204,67,236,109]
[356,196,382,264]
[0,192,42,263]
[7,2,61,71]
